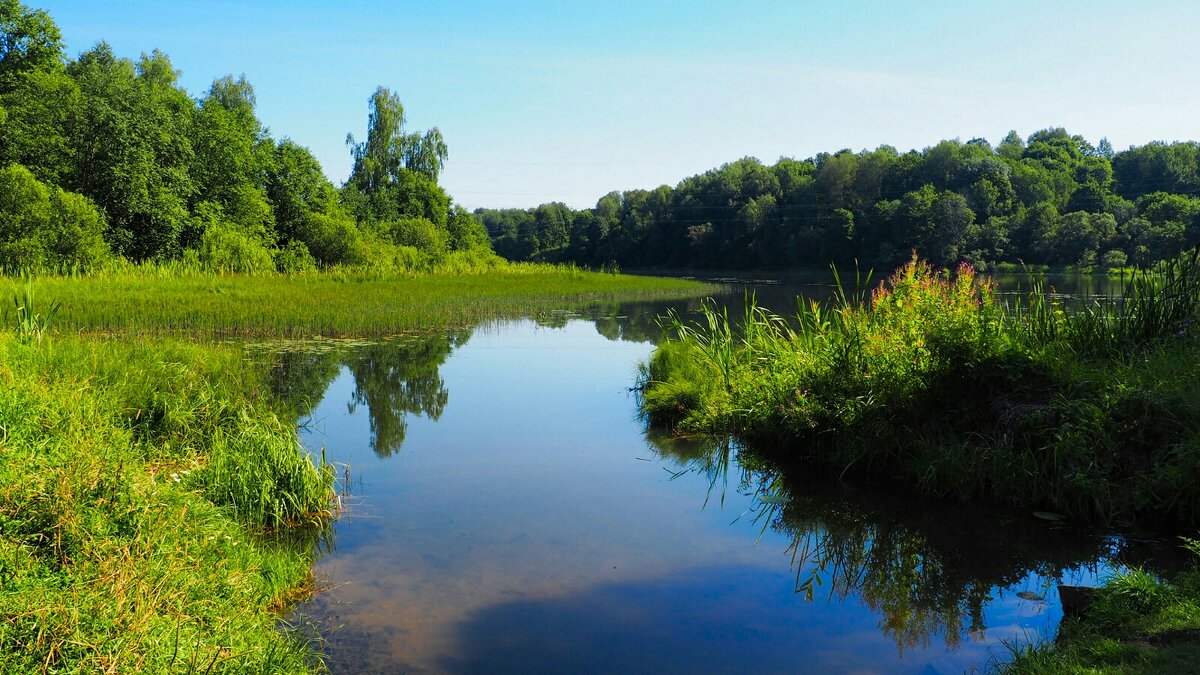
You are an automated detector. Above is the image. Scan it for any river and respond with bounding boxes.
[273,271,1181,674]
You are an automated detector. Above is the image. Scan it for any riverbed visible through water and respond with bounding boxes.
[272,272,1183,674]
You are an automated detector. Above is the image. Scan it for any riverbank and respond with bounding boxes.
[0,337,333,672]
[1004,547,1200,673]
[640,255,1200,524]
[639,255,1200,671]
[0,265,712,672]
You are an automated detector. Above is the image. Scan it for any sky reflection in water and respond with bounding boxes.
[282,285,1175,674]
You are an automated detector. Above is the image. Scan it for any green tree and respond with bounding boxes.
[0,0,61,92]
[0,67,78,183]
[346,86,447,190]
[446,205,490,252]
[0,163,108,269]
[1045,211,1116,264]
[66,44,194,260]
[190,75,274,242]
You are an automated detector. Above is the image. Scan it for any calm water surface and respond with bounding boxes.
[274,275,1179,674]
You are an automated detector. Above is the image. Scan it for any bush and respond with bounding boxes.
[346,233,430,272]
[0,163,109,271]
[380,216,448,254]
[1103,249,1128,271]
[195,220,275,274]
[273,239,317,274]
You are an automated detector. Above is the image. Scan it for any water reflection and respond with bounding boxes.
[344,332,468,457]
[265,275,1185,673]
[261,332,468,458]
[645,432,1176,656]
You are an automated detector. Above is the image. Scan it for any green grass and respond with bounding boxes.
[28,263,709,337]
[1000,540,1200,674]
[0,336,334,672]
[0,262,711,672]
[640,254,1200,524]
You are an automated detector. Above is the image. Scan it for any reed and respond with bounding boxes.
[9,276,60,343]
[23,265,709,337]
[1018,248,1200,357]
[640,254,1200,523]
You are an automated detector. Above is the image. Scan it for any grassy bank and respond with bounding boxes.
[640,255,1200,524]
[641,256,1200,671]
[1004,543,1200,674]
[33,264,709,337]
[0,336,334,672]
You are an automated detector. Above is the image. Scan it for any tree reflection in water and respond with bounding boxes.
[643,430,1148,654]
[344,331,468,457]
[260,331,469,458]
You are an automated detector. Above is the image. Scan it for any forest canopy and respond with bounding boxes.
[479,131,1200,271]
[0,0,491,273]
[4,1,1197,275]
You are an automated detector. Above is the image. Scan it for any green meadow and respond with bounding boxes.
[38,264,706,337]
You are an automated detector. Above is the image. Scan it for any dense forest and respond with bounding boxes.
[0,0,490,273]
[479,132,1200,271]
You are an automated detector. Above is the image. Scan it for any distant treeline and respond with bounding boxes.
[0,1,491,273]
[478,131,1200,271]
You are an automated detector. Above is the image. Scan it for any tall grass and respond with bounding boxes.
[640,254,1200,523]
[0,336,334,672]
[1017,248,1200,357]
[22,264,709,337]
[9,276,60,343]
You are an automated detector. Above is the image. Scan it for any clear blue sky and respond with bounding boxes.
[37,1,1200,210]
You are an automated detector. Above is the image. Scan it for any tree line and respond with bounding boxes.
[0,0,490,273]
[478,131,1200,271]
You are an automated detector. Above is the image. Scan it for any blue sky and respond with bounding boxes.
[38,1,1200,209]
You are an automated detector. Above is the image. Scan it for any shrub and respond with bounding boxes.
[195,220,276,274]
[1102,249,1128,271]
[381,216,448,253]
[293,211,360,266]
[0,163,109,272]
[273,239,317,274]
